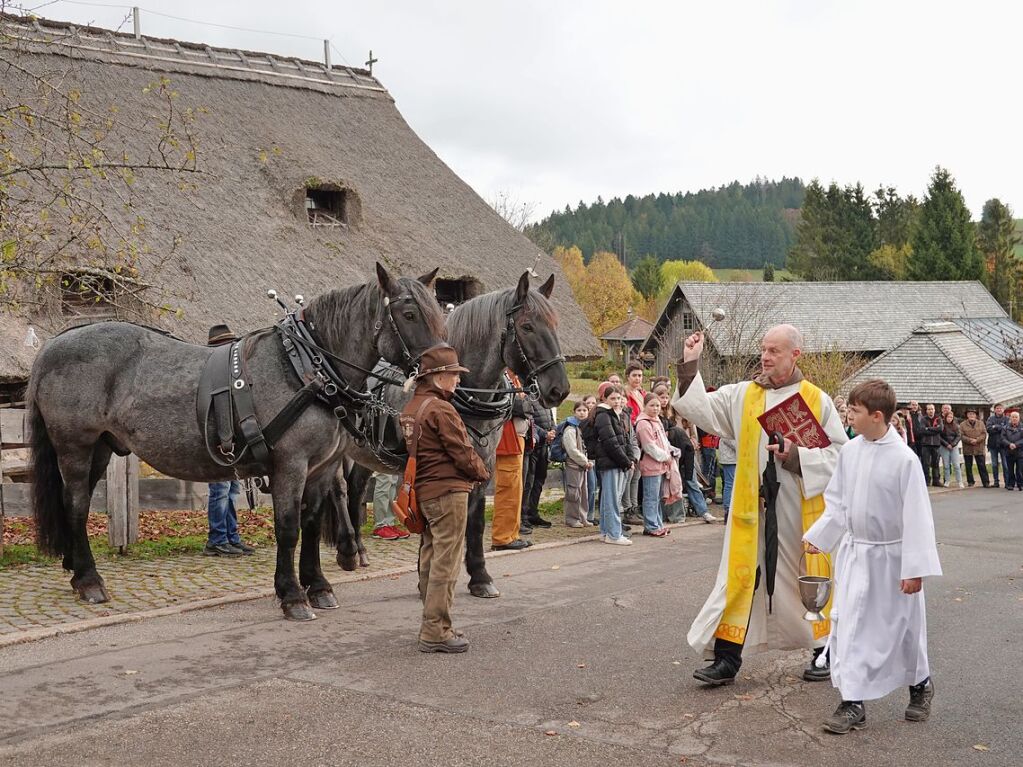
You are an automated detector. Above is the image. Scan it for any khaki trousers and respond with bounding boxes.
[491,441,525,546]
[418,492,468,643]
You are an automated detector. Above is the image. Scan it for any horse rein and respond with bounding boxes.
[502,302,566,393]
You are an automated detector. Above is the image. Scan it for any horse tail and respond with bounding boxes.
[319,476,343,546]
[28,392,69,558]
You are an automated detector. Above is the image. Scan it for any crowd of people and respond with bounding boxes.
[834,397,1023,491]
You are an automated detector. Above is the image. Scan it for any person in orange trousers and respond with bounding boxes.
[491,372,533,551]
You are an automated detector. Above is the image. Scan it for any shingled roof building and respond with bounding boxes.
[0,14,600,397]
[642,280,1017,382]
[842,323,1023,409]
[599,315,654,365]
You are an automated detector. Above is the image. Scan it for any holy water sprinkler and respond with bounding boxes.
[711,307,726,322]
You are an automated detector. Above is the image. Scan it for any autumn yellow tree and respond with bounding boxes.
[658,259,717,299]
[552,245,586,295]
[576,251,641,335]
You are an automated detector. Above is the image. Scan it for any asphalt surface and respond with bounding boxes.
[0,489,1019,767]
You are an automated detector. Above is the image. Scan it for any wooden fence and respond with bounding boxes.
[1,408,140,554]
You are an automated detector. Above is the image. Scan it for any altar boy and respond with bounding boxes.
[803,379,942,734]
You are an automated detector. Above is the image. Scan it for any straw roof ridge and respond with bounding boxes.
[0,13,601,378]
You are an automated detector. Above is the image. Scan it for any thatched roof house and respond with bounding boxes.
[0,14,600,392]
[842,322,1023,409]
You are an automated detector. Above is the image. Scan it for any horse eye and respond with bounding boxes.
[403,311,415,321]
[522,323,534,333]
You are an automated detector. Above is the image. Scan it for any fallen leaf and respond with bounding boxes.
[679,758,688,764]
[973,744,990,752]
[568,720,580,728]
[551,565,561,570]
[682,713,695,720]
[502,573,511,578]
[389,576,400,580]
[744,675,753,680]
[733,694,752,701]
[954,597,963,602]
[124,670,138,675]
[672,661,681,666]
[545,730,558,737]
[577,663,587,668]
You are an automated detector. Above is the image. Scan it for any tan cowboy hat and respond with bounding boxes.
[416,343,469,378]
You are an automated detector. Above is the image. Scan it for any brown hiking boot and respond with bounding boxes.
[906,678,934,722]
[418,635,469,654]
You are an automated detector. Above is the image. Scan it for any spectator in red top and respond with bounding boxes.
[622,361,646,424]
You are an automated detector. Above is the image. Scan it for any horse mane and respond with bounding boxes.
[305,276,445,353]
[447,286,558,351]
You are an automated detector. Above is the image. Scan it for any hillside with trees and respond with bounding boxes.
[527,177,805,269]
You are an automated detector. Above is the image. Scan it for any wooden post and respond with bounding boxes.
[106,454,140,551]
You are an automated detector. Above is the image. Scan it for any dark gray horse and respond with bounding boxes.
[29,264,446,621]
[328,272,569,597]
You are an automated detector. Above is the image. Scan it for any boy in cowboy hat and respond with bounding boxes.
[401,344,490,653]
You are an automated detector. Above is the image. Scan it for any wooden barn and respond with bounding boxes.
[0,12,600,404]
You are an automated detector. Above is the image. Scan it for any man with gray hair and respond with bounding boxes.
[672,324,848,686]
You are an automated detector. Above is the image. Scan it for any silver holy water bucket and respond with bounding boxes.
[798,551,832,622]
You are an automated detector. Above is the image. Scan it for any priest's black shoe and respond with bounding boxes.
[803,647,831,681]
[822,701,866,734]
[492,539,532,551]
[692,658,738,686]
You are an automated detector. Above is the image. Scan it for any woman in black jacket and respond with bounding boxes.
[589,383,633,546]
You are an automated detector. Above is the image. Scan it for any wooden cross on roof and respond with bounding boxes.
[365,50,378,74]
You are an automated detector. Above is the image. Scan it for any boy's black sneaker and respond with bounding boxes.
[823,701,867,734]
[906,678,934,722]
[803,646,831,681]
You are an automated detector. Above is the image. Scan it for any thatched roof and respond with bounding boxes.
[0,14,600,380]
[842,322,1023,407]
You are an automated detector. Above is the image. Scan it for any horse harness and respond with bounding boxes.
[196,293,421,474]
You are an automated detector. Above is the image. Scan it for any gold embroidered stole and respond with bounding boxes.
[714,380,832,645]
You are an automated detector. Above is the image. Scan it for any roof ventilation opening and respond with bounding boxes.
[60,270,117,315]
[305,186,348,227]
[435,277,483,308]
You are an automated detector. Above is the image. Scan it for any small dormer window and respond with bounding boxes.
[60,270,116,314]
[305,186,347,227]
[435,277,483,307]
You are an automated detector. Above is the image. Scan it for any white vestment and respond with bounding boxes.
[672,370,848,655]
[804,426,942,701]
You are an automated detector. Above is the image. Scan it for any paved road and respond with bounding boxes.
[0,489,1019,767]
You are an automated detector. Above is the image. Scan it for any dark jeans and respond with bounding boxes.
[919,445,941,486]
[207,480,241,546]
[1007,452,1023,490]
[700,447,718,496]
[989,446,1008,485]
[521,443,549,521]
[964,454,989,486]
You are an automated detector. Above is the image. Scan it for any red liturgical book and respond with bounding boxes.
[757,392,832,449]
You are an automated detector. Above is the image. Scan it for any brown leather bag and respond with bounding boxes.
[391,398,432,534]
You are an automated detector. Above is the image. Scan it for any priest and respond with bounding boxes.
[671,324,848,685]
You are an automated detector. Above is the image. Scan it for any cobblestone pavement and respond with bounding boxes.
[0,517,603,640]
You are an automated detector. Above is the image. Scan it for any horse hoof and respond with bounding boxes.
[73,579,110,604]
[307,590,339,610]
[469,582,501,599]
[283,602,317,622]
[336,553,358,572]
[358,553,370,568]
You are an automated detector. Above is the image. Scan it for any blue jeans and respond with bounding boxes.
[598,469,625,540]
[990,446,1008,485]
[721,463,736,516]
[700,447,717,491]
[640,474,665,531]
[939,445,963,485]
[586,465,598,522]
[685,466,708,517]
[207,480,241,546]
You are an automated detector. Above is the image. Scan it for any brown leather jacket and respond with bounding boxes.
[960,418,987,456]
[402,382,490,503]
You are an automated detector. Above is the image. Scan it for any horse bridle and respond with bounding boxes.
[375,293,423,378]
[502,302,565,395]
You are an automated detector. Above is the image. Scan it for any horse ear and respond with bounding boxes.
[417,268,439,287]
[515,271,530,304]
[375,262,397,297]
[539,274,555,298]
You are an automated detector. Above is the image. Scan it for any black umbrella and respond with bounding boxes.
[761,431,785,613]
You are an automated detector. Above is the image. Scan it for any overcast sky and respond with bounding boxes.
[31,0,1023,222]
